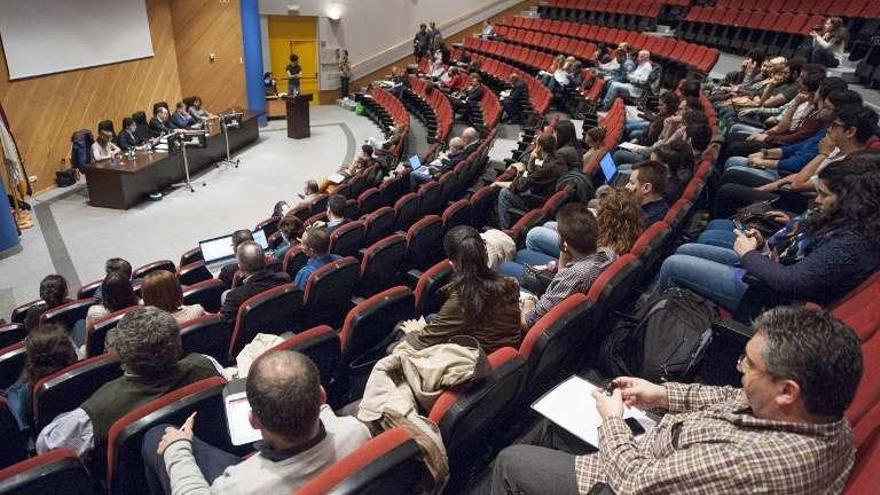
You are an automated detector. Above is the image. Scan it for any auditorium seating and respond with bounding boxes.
[179,314,231,363]
[0,341,25,389]
[0,448,100,494]
[131,259,175,279]
[362,206,397,245]
[40,297,98,332]
[86,306,139,357]
[329,221,366,258]
[271,325,341,389]
[0,397,27,470]
[356,234,407,297]
[0,323,25,349]
[301,257,360,329]
[181,278,225,314]
[176,261,213,286]
[227,284,303,360]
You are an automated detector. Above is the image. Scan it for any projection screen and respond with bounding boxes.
[0,0,154,80]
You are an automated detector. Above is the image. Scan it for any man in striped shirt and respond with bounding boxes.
[487,306,861,494]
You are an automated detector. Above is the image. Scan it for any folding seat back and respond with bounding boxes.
[357,187,382,215]
[414,259,453,316]
[179,315,231,363]
[306,211,328,226]
[177,261,213,286]
[429,347,527,489]
[417,181,443,216]
[828,271,880,342]
[289,202,312,222]
[521,292,596,395]
[438,172,457,206]
[132,259,175,280]
[358,234,407,296]
[0,448,100,494]
[41,297,99,332]
[254,216,280,238]
[585,254,642,330]
[394,192,420,231]
[0,341,26,389]
[340,286,415,370]
[0,324,23,350]
[178,247,204,268]
[32,352,122,431]
[85,308,136,358]
[363,207,396,245]
[330,221,366,258]
[297,427,430,495]
[10,300,42,325]
[541,187,572,217]
[228,284,303,359]
[629,220,672,264]
[106,377,228,495]
[442,199,471,233]
[283,245,309,281]
[404,215,444,271]
[468,184,500,228]
[506,209,547,248]
[663,199,692,232]
[271,325,341,389]
[309,194,329,216]
[0,397,27,469]
[302,257,360,328]
[182,278,225,314]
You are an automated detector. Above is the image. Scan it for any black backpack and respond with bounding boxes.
[599,287,718,382]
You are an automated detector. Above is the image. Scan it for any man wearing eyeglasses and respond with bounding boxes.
[485,306,862,495]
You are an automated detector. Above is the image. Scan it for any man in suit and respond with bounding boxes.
[149,107,172,138]
[170,101,198,129]
[452,73,485,119]
[218,230,255,289]
[501,73,528,124]
[118,117,146,151]
[219,242,291,321]
[325,194,350,233]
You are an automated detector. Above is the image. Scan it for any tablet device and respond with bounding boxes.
[409,155,423,171]
[599,152,617,183]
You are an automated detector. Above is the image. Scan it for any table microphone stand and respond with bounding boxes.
[171,130,208,192]
[217,115,241,169]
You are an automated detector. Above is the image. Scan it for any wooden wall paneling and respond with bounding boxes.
[170,0,247,114]
[0,0,183,193]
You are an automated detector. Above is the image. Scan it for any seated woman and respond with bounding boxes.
[91,130,121,162]
[624,91,679,143]
[808,17,848,68]
[186,96,215,121]
[76,272,140,348]
[501,187,643,279]
[3,324,77,432]
[399,226,522,355]
[657,158,880,312]
[581,126,607,170]
[23,274,70,332]
[652,140,695,202]
[317,144,377,193]
[141,270,206,326]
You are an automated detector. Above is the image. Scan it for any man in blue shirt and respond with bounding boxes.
[293,225,341,290]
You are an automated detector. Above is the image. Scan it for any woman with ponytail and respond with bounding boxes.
[401,225,523,354]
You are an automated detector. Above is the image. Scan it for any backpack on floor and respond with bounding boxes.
[599,287,718,382]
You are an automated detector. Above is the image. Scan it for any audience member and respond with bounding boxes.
[325,194,349,232]
[485,306,862,494]
[118,117,147,151]
[149,107,172,138]
[5,324,77,432]
[658,158,880,311]
[399,226,522,354]
[554,120,584,170]
[519,203,616,329]
[91,130,121,162]
[412,137,467,186]
[495,133,567,229]
[500,72,528,123]
[37,307,222,456]
[143,350,370,494]
[293,226,341,291]
[80,272,139,347]
[651,141,695,202]
[141,270,206,326]
[625,160,669,227]
[220,242,291,321]
[581,126,607,168]
[271,214,305,263]
[452,73,485,118]
[170,102,197,129]
[625,92,679,144]
[601,50,653,110]
[23,274,70,332]
[808,16,848,68]
[219,229,255,289]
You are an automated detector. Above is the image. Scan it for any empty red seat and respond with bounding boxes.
[302,256,360,328]
[271,325,341,389]
[227,284,303,359]
[182,278,225,314]
[358,234,407,297]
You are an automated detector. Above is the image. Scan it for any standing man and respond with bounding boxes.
[286,54,302,96]
[413,24,431,62]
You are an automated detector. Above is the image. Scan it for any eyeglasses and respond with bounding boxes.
[737,353,776,378]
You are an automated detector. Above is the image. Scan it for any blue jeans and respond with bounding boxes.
[602,81,636,110]
[613,148,649,166]
[142,425,241,495]
[697,219,737,249]
[723,157,779,181]
[657,243,749,310]
[498,249,557,282]
[411,167,433,187]
[497,187,528,230]
[525,222,560,259]
[625,119,649,140]
[728,122,763,135]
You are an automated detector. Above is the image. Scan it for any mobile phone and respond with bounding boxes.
[732,220,745,232]
[624,417,646,436]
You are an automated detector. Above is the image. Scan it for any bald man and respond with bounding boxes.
[601,50,654,110]
[218,241,291,321]
[143,350,371,494]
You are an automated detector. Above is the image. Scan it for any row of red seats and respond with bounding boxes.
[543,0,687,17]
[686,7,827,36]
[712,0,880,18]
[493,25,598,62]
[462,37,555,74]
[480,85,502,129]
[367,86,410,151]
[407,75,454,144]
[501,16,719,73]
[462,51,553,115]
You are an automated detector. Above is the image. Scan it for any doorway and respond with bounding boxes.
[267,15,319,104]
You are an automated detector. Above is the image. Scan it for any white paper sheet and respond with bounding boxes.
[531,375,656,446]
[225,392,263,446]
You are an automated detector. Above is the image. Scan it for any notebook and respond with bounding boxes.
[223,380,263,446]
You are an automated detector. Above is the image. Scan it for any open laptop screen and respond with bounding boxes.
[409,155,422,171]
[199,235,234,264]
[252,229,268,249]
[599,152,617,183]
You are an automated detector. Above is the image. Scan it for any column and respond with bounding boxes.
[240,0,267,125]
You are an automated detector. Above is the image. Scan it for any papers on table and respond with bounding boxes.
[531,375,656,446]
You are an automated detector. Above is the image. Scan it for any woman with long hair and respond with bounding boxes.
[80,272,140,346]
[595,188,645,255]
[400,226,522,354]
[23,274,70,332]
[809,17,848,68]
[4,324,77,431]
[554,120,584,170]
[657,157,880,312]
[141,270,206,325]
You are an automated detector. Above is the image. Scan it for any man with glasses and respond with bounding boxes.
[484,306,862,494]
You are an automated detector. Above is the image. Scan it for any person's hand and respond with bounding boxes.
[734,229,761,256]
[747,133,767,142]
[767,210,791,225]
[755,182,778,192]
[613,376,669,409]
[511,162,526,173]
[592,387,624,420]
[157,412,196,456]
[818,135,835,156]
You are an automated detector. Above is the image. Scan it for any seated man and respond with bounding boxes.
[518,203,616,329]
[36,307,222,456]
[601,50,653,110]
[143,350,372,494]
[118,117,147,151]
[219,230,255,289]
[325,194,349,233]
[452,73,484,118]
[625,160,669,227]
[411,137,467,186]
[169,101,198,129]
[219,242,291,321]
[293,226,341,291]
[495,133,567,230]
[149,106,173,138]
[501,73,528,124]
[485,306,862,494]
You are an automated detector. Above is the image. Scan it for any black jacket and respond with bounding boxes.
[220,269,292,321]
[148,117,171,138]
[118,130,145,150]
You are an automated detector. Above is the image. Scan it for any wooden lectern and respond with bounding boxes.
[286,94,313,139]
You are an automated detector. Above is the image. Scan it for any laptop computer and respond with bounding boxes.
[199,228,270,274]
[599,152,630,187]
[409,155,423,171]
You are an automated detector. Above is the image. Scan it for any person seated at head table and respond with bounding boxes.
[170,101,198,129]
[91,130,121,161]
[149,106,173,138]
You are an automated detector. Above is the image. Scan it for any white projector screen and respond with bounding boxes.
[0,0,154,80]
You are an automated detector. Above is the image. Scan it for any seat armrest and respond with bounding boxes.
[405,269,424,287]
[712,319,754,341]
